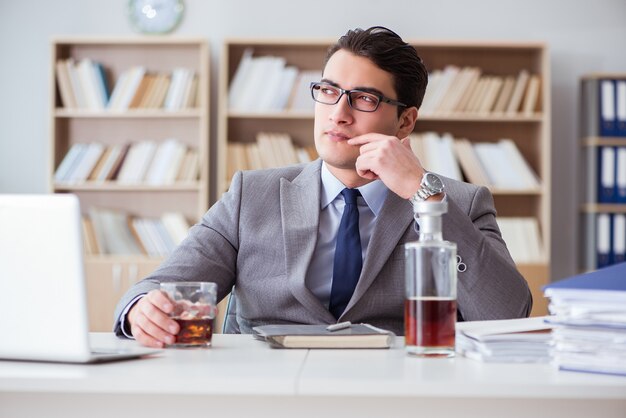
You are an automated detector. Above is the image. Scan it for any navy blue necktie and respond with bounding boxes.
[329,188,362,319]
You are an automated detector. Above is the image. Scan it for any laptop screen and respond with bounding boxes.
[0,194,92,362]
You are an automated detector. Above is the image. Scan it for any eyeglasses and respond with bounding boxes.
[310,82,407,112]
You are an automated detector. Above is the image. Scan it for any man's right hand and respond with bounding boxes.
[127,289,179,348]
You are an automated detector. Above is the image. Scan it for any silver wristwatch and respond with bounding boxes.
[409,172,444,205]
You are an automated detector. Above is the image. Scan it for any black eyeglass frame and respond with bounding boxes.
[309,82,407,112]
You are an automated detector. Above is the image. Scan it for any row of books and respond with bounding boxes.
[54,139,199,185]
[496,217,545,263]
[594,213,626,269]
[56,58,198,111]
[228,49,320,112]
[226,133,318,181]
[83,208,191,257]
[419,67,540,116]
[409,132,540,189]
[596,146,626,203]
[544,262,626,376]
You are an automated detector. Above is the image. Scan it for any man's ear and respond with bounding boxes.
[396,106,418,139]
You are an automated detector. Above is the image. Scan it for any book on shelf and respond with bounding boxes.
[491,76,516,114]
[164,68,194,110]
[455,316,552,363]
[69,142,105,183]
[253,323,394,349]
[55,60,77,108]
[409,132,462,181]
[505,69,530,114]
[454,69,482,113]
[76,58,107,110]
[287,70,320,112]
[85,207,190,257]
[437,67,478,114]
[65,58,87,108]
[451,139,491,186]
[81,216,100,255]
[128,74,152,108]
[144,139,187,185]
[543,262,626,376]
[161,212,191,245]
[522,75,541,115]
[474,140,539,189]
[107,66,146,111]
[89,207,143,255]
[227,48,254,110]
[54,143,86,183]
[116,141,157,184]
[466,76,491,113]
[176,149,199,182]
[477,76,504,114]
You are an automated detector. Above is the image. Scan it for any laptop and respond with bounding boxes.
[0,194,160,363]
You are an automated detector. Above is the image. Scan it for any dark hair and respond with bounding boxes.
[324,26,428,115]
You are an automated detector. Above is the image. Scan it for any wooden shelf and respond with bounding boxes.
[55,108,203,118]
[579,74,626,272]
[581,203,626,213]
[226,111,544,122]
[54,182,202,192]
[582,136,626,147]
[51,38,210,331]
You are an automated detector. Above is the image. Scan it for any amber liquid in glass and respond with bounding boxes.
[173,317,213,347]
[404,297,456,356]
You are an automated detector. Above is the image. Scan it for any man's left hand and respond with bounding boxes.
[348,133,423,199]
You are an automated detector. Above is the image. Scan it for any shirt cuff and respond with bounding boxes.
[119,294,145,339]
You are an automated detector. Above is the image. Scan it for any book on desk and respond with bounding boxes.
[252,323,394,349]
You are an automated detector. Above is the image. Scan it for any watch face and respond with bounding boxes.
[425,172,444,192]
[128,0,184,34]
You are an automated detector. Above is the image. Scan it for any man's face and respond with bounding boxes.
[314,49,403,175]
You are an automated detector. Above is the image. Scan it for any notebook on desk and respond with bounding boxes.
[0,194,159,363]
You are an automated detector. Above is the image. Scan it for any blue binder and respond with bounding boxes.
[599,79,618,137]
[544,260,626,293]
[616,79,626,137]
[596,213,612,269]
[597,146,616,203]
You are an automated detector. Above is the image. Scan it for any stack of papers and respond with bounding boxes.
[456,317,552,363]
[544,262,626,377]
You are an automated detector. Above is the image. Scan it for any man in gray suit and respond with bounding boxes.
[115,26,532,348]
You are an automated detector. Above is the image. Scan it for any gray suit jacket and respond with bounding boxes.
[114,160,532,336]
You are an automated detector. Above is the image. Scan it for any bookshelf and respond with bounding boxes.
[50,37,210,331]
[219,39,551,317]
[579,74,626,272]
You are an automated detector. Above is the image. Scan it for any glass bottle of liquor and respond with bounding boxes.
[405,200,457,357]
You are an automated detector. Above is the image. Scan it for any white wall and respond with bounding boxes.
[1,0,625,281]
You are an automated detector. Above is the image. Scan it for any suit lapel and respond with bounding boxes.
[344,191,413,313]
[281,161,336,323]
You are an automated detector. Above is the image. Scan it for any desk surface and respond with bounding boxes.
[1,333,625,418]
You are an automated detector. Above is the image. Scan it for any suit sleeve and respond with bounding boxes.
[443,186,533,321]
[113,172,244,336]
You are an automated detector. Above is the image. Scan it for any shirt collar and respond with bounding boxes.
[320,161,388,216]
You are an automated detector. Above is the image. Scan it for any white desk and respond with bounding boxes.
[1,334,625,418]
